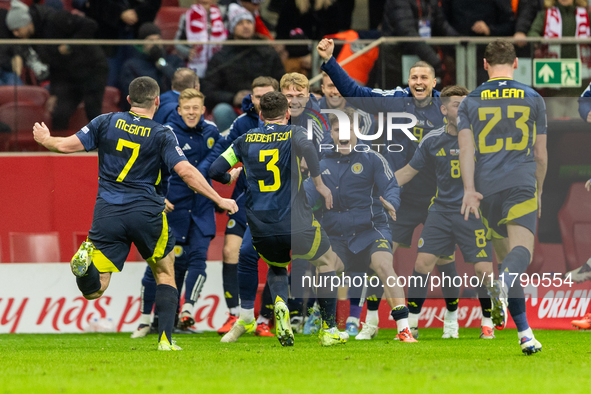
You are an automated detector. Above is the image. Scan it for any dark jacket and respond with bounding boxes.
[153,90,180,125]
[83,0,162,39]
[304,148,400,253]
[516,0,542,34]
[120,49,183,109]
[0,9,24,73]
[275,0,342,40]
[163,111,220,240]
[442,0,515,36]
[28,4,107,81]
[202,43,285,108]
[382,0,458,70]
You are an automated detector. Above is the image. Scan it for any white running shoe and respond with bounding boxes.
[319,325,348,346]
[220,318,257,343]
[520,336,542,355]
[565,257,591,283]
[355,321,379,340]
[488,280,508,330]
[157,340,182,351]
[130,324,151,339]
[71,241,94,277]
[290,316,304,334]
[442,318,459,339]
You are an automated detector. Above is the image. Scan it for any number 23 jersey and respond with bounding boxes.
[457,78,547,197]
[76,111,188,206]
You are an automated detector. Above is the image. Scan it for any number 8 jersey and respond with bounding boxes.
[76,111,188,205]
[457,78,547,197]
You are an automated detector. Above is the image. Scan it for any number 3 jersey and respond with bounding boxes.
[457,78,547,197]
[408,125,464,213]
[221,124,321,238]
[75,111,188,206]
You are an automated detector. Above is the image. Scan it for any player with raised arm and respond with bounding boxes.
[457,40,547,355]
[395,86,495,340]
[304,107,417,342]
[317,38,463,339]
[209,91,347,347]
[32,76,238,351]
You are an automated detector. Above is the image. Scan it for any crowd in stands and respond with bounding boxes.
[0,0,589,149]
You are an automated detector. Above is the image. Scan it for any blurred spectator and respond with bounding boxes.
[528,0,589,104]
[154,67,199,124]
[7,0,108,130]
[75,0,162,88]
[381,0,458,87]
[275,0,343,40]
[174,0,228,78]
[442,0,515,37]
[0,8,23,86]
[120,23,184,111]
[218,0,273,39]
[528,0,588,59]
[202,4,284,130]
[282,28,312,76]
[513,0,543,46]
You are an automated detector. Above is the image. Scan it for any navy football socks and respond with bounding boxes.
[76,262,101,296]
[155,284,178,344]
[222,262,240,311]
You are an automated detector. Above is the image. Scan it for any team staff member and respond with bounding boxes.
[33,77,238,351]
[395,86,495,340]
[304,107,417,343]
[317,38,462,339]
[131,89,223,338]
[210,92,348,347]
[458,39,547,355]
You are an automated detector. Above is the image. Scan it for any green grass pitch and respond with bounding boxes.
[1,328,589,394]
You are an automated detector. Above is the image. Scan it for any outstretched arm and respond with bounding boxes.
[317,39,404,114]
[33,122,85,153]
[395,163,419,187]
[175,160,238,214]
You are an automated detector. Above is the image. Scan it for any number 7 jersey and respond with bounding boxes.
[457,78,547,197]
[75,111,188,205]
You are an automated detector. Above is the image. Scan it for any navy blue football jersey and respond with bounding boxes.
[76,111,188,205]
[457,78,547,197]
[222,124,319,237]
[409,125,463,212]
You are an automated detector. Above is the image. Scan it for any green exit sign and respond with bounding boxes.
[534,59,581,88]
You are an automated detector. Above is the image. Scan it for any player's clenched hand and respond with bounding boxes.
[317,39,334,62]
[228,167,242,184]
[461,190,482,221]
[380,196,396,221]
[586,179,591,191]
[317,184,333,210]
[164,199,174,214]
[218,198,239,214]
[33,122,50,145]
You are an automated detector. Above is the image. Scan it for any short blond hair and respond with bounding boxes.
[179,88,205,105]
[280,72,309,92]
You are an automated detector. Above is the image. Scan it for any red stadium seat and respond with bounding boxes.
[558,182,591,271]
[154,6,188,40]
[161,0,180,6]
[102,86,121,113]
[0,85,50,107]
[9,232,61,263]
[0,102,51,150]
[68,87,122,132]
